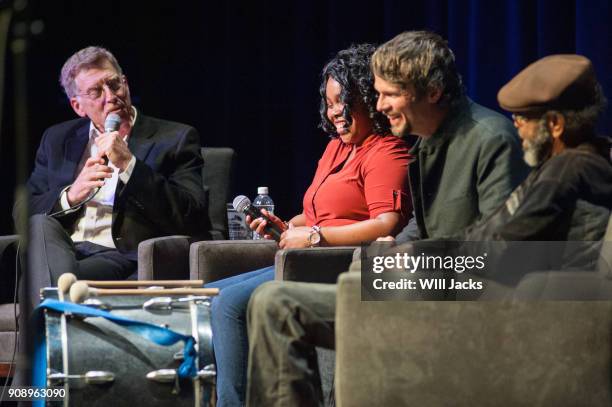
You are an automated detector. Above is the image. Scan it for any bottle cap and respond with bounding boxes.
[257,186,269,195]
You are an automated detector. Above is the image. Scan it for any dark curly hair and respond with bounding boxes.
[319,44,390,137]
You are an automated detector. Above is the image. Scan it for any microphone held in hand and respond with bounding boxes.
[101,113,121,165]
[232,195,284,241]
[48,113,122,217]
[104,113,121,132]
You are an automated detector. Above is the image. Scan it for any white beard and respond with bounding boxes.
[523,119,552,167]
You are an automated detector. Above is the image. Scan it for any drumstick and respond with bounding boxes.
[84,280,204,288]
[57,273,78,300]
[91,288,218,296]
[70,281,219,303]
[56,273,204,295]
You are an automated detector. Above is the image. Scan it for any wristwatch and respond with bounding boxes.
[308,225,321,247]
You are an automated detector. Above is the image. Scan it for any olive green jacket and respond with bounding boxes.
[397,98,528,241]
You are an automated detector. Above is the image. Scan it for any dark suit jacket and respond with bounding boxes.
[16,113,209,260]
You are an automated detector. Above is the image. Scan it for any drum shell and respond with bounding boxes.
[43,289,214,407]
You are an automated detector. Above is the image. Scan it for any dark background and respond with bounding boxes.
[1,0,610,234]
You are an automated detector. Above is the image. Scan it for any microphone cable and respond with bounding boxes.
[47,183,104,218]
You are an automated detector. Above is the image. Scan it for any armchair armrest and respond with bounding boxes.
[335,272,367,407]
[190,240,277,283]
[138,236,191,280]
[0,235,18,255]
[274,246,356,283]
[0,235,19,303]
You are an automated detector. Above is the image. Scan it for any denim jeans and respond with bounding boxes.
[207,265,275,407]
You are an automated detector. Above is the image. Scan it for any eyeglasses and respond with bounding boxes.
[76,75,126,100]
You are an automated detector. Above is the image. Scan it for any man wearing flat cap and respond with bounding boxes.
[457,54,612,242]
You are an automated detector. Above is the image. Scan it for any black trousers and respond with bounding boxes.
[13,214,136,387]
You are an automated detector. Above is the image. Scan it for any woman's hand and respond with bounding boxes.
[279,224,312,249]
[246,209,287,240]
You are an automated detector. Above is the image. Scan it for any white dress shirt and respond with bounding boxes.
[60,107,138,248]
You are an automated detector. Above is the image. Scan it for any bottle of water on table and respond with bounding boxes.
[252,186,274,240]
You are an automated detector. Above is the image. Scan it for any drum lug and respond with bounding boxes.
[83,298,112,310]
[145,365,215,384]
[143,296,212,311]
[146,368,177,383]
[143,297,173,311]
[189,296,212,307]
[47,370,115,385]
[197,364,216,382]
[84,370,116,384]
[47,372,65,385]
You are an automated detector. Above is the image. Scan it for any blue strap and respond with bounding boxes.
[32,299,197,406]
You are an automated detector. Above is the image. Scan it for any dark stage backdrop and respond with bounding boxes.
[0,0,610,234]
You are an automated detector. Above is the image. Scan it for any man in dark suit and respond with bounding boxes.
[17,45,208,295]
[12,46,208,384]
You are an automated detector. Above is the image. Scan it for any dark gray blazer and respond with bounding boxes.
[397,98,529,242]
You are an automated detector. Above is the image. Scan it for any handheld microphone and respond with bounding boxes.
[104,112,121,132]
[101,113,121,165]
[232,195,284,241]
[48,113,122,217]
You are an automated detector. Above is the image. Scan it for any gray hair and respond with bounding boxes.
[60,46,123,98]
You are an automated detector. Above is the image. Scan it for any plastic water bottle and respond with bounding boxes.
[252,186,274,240]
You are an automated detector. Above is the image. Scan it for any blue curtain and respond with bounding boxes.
[1,0,610,231]
[197,0,612,217]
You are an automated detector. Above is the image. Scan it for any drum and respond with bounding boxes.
[41,288,215,407]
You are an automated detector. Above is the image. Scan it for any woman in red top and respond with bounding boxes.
[208,44,412,406]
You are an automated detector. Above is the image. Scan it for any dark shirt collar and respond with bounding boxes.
[411,96,471,152]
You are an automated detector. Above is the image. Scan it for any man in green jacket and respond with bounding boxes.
[245,31,528,406]
[374,31,528,241]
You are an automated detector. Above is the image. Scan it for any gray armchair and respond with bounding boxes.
[138,147,236,280]
[335,271,612,407]
[335,216,612,406]
[274,246,357,283]
[189,240,278,283]
[185,241,356,407]
[0,235,18,377]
